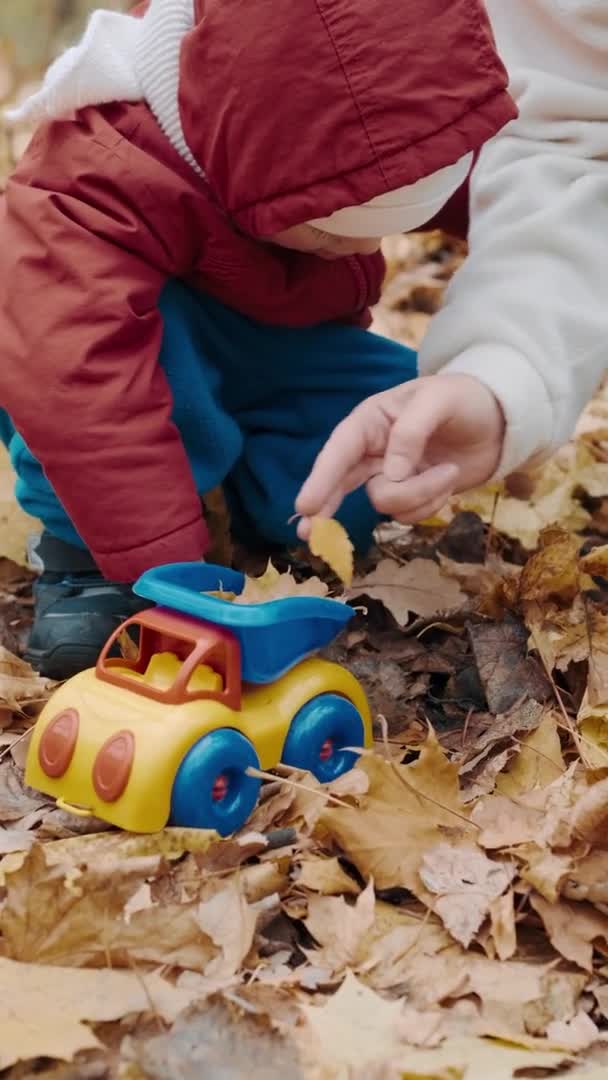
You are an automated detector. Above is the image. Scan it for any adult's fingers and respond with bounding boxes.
[382,381,454,483]
[367,462,459,520]
[296,405,384,517]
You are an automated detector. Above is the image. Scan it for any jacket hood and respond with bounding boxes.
[178,0,516,236]
[8,0,516,238]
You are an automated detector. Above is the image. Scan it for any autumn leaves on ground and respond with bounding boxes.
[1,254,608,1080]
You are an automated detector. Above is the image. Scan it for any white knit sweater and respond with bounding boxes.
[8,0,608,477]
[418,0,608,475]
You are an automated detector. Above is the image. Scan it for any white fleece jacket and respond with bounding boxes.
[418,0,608,475]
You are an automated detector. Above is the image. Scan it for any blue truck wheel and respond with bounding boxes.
[282,694,364,783]
[170,729,262,836]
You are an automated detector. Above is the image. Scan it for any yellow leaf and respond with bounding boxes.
[496,713,564,797]
[0,957,195,1071]
[235,560,328,604]
[579,542,608,577]
[308,516,354,587]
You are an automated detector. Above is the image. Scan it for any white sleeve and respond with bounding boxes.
[417,0,608,475]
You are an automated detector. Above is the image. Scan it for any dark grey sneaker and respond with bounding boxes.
[25,533,151,680]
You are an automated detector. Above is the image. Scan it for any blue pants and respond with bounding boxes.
[0,282,417,558]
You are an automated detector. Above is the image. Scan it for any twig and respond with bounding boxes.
[529,628,589,763]
[0,727,31,764]
[126,954,166,1036]
[245,766,353,808]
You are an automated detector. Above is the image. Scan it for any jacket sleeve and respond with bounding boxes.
[0,108,209,581]
[417,0,608,476]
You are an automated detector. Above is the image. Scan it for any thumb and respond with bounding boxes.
[383,381,451,483]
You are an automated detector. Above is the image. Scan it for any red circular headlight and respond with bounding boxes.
[92,730,135,803]
[39,709,79,778]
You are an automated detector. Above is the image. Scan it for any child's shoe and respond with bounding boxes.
[24,532,150,681]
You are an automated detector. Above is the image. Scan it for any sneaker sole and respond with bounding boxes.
[25,643,102,682]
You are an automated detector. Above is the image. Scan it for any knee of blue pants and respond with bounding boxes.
[158,281,244,493]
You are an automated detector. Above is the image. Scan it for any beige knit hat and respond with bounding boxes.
[307,153,473,237]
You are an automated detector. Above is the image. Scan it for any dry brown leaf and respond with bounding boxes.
[545,1012,600,1053]
[0,834,224,970]
[489,890,517,961]
[531,893,608,971]
[351,557,466,626]
[496,713,565,797]
[235,560,329,604]
[0,760,51,823]
[296,854,360,896]
[195,879,258,986]
[299,971,420,1071]
[0,827,34,854]
[471,794,544,849]
[580,543,608,577]
[520,847,573,904]
[569,775,608,845]
[308,516,354,587]
[320,734,471,895]
[0,956,196,1071]
[468,616,552,714]
[0,646,54,711]
[419,844,516,948]
[519,529,587,604]
[305,878,375,973]
[563,850,608,904]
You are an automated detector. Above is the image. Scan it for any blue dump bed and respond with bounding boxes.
[134,562,353,684]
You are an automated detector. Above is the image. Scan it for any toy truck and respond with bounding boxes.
[26,563,372,836]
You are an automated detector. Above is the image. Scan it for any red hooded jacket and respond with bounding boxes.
[0,0,515,581]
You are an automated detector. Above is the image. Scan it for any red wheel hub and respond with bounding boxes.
[212,773,229,802]
[319,739,334,762]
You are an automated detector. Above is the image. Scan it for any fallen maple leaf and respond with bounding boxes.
[0,827,34,855]
[196,879,258,987]
[545,1011,600,1053]
[530,894,608,971]
[519,529,588,605]
[496,712,565,797]
[352,557,466,626]
[0,759,50,823]
[308,516,354,586]
[472,793,546,850]
[299,970,420,1071]
[235,560,329,604]
[489,890,517,961]
[304,878,375,973]
[419,843,516,948]
[296,854,360,896]
[320,733,472,895]
[0,646,54,712]
[0,956,196,1071]
[519,847,573,904]
[580,543,608,577]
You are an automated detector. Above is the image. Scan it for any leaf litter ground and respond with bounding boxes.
[3,61,608,1076]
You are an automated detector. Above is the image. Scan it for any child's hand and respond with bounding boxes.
[296,374,505,530]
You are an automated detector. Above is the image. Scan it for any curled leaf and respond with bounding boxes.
[309,517,354,587]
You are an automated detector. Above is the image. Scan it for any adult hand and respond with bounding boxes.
[296,374,505,530]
